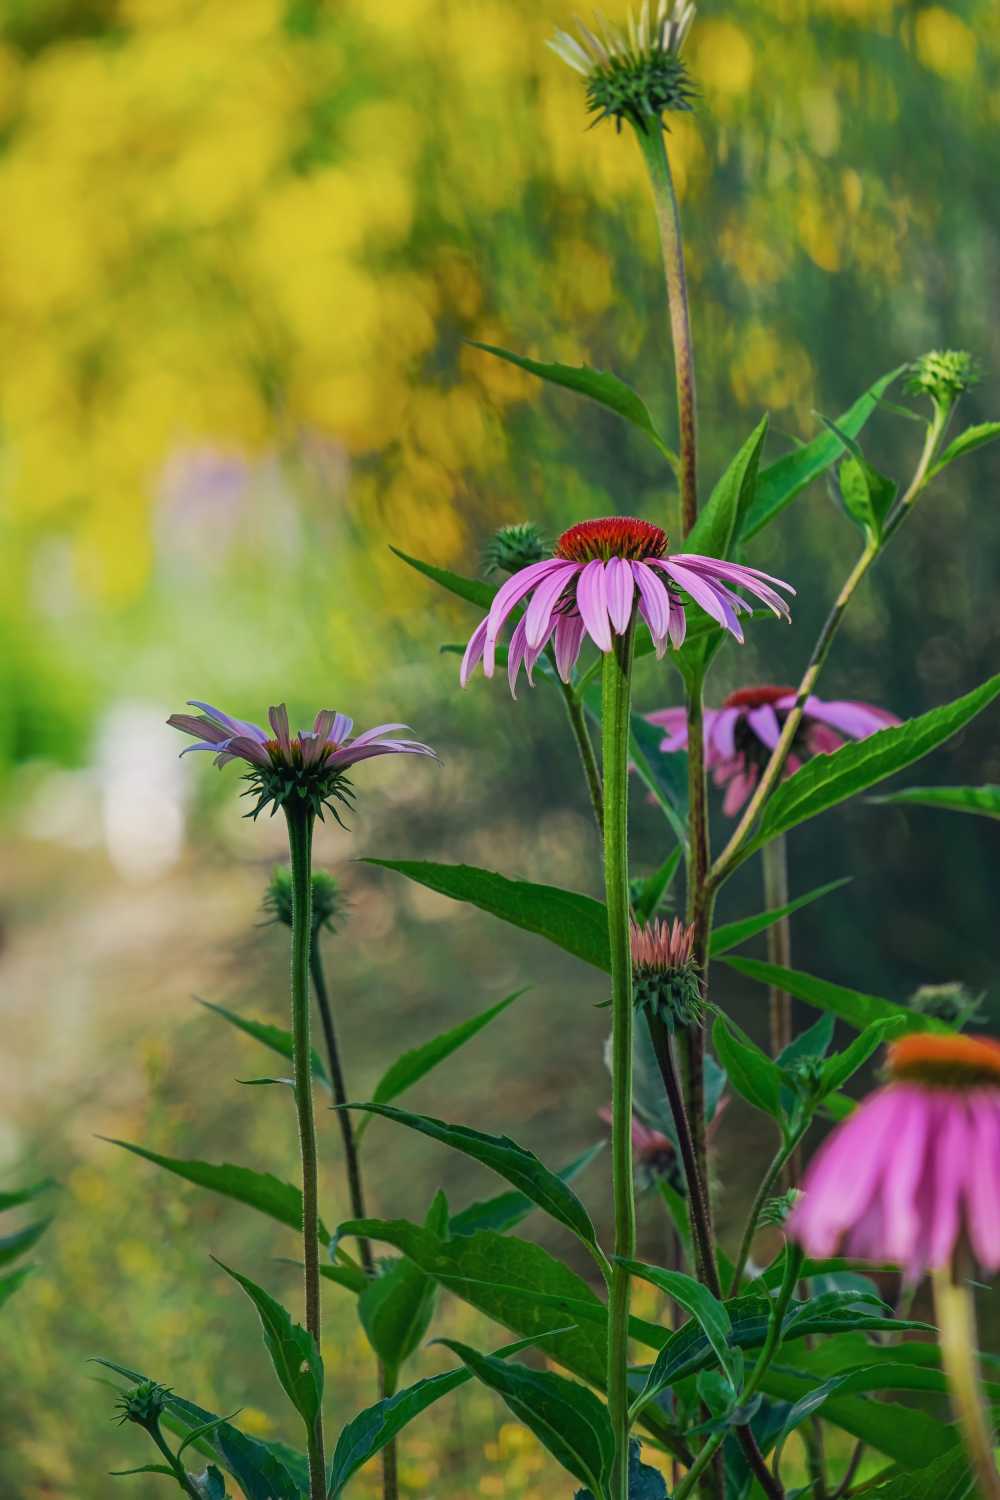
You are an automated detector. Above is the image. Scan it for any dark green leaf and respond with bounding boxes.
[928,420,1000,479]
[576,1440,668,1500]
[344,1104,598,1249]
[466,340,676,464]
[709,877,851,956]
[740,368,902,540]
[0,1265,34,1309]
[0,1217,51,1269]
[364,859,610,971]
[109,1463,176,1478]
[838,452,897,539]
[319,1256,368,1297]
[177,1412,244,1462]
[198,1001,330,1091]
[215,1260,323,1429]
[437,1336,614,1494]
[871,783,1000,818]
[390,545,496,610]
[760,1366,959,1469]
[357,1191,447,1370]
[712,1018,783,1120]
[777,1012,836,1067]
[449,1144,605,1237]
[620,1260,740,1394]
[0,1179,55,1212]
[191,1467,227,1500]
[686,416,769,560]
[819,1016,911,1095]
[743,675,1000,860]
[721,956,946,1034]
[103,1139,328,1243]
[861,1446,973,1499]
[632,846,684,925]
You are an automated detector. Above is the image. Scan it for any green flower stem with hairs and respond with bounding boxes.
[601,621,637,1500]
[283,800,327,1500]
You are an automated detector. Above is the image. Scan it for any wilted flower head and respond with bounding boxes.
[114,1380,170,1430]
[650,683,897,815]
[168,701,435,822]
[461,518,794,697]
[905,350,979,407]
[630,916,702,1030]
[789,1032,1000,1283]
[482,522,549,577]
[909,982,987,1032]
[265,867,345,936]
[550,1,696,132]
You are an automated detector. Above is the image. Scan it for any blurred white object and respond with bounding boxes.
[98,701,186,880]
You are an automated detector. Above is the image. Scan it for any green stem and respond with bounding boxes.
[147,1424,203,1500]
[602,624,637,1500]
[932,1266,1000,1500]
[681,682,716,1268]
[557,675,604,833]
[284,803,327,1500]
[729,1126,808,1296]
[761,837,791,1059]
[634,124,698,533]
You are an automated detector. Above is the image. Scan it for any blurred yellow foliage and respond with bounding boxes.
[915,8,977,79]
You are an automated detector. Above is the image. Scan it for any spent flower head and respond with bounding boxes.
[630,916,702,1030]
[168,701,435,823]
[265,867,345,936]
[114,1380,170,1430]
[482,522,549,577]
[550,1,697,133]
[908,982,987,1032]
[905,350,980,408]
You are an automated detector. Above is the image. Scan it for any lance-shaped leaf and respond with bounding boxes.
[198,1000,330,1091]
[620,1260,741,1396]
[575,1440,668,1500]
[836,449,897,540]
[0,1265,34,1309]
[449,1143,605,1237]
[709,876,851,956]
[928,420,1000,479]
[818,1016,912,1096]
[741,674,1000,862]
[467,340,677,464]
[342,1104,599,1251]
[390,546,496,610]
[216,1261,323,1430]
[871,784,1000,819]
[0,1179,55,1212]
[712,1018,783,1120]
[632,846,684,926]
[103,1139,329,1243]
[685,415,769,561]
[365,859,610,971]
[721,957,947,1035]
[357,1192,448,1372]
[759,1366,959,1469]
[739,367,902,540]
[855,1445,973,1499]
[437,1337,615,1494]
[0,1217,52,1270]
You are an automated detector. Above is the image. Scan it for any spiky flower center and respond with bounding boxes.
[888,1033,1000,1090]
[722,684,795,709]
[586,49,694,132]
[556,516,668,563]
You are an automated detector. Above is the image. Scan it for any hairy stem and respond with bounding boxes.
[284,803,326,1500]
[148,1424,203,1500]
[558,676,604,833]
[932,1266,1000,1500]
[634,124,698,532]
[602,625,637,1500]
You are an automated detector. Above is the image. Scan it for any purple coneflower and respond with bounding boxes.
[460,517,794,696]
[168,701,435,821]
[789,1033,1000,1283]
[649,683,898,815]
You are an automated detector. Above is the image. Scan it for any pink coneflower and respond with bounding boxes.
[460,517,794,696]
[789,1033,1000,1283]
[168,701,435,821]
[649,683,898,815]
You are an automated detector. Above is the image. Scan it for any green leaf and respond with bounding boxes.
[632,845,684,925]
[709,877,851,956]
[215,1260,323,1430]
[177,1412,245,1463]
[449,1144,605,1237]
[712,1018,783,1120]
[0,1217,51,1269]
[759,1367,958,1469]
[620,1261,740,1395]
[928,420,1000,479]
[0,1179,55,1212]
[103,1139,329,1243]
[357,1192,447,1371]
[198,1000,330,1091]
[740,367,902,540]
[358,990,527,1140]
[390,545,496,610]
[743,674,1000,860]
[871,783,1000,818]
[626,712,689,841]
[365,859,610,971]
[344,1104,599,1250]
[0,1265,34,1309]
[437,1337,614,1494]
[818,1016,912,1096]
[466,340,677,464]
[686,415,769,561]
[576,1440,668,1500]
[837,451,897,540]
[109,1463,177,1479]
[721,956,946,1034]
[327,1332,571,1498]
[862,1446,973,1499]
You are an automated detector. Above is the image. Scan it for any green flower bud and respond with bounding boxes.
[759,1188,802,1228]
[908,981,986,1031]
[482,522,549,577]
[114,1380,170,1430]
[264,867,345,937]
[905,350,980,407]
[630,917,702,1031]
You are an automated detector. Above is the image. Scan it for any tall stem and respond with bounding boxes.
[681,683,716,1260]
[728,1125,807,1296]
[761,837,791,1058]
[932,1266,1000,1500]
[284,803,327,1500]
[634,124,699,533]
[557,676,604,833]
[602,624,637,1500]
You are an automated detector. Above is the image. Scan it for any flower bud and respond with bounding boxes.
[264,868,345,938]
[630,917,702,1031]
[905,350,979,408]
[759,1188,802,1228]
[482,522,548,577]
[907,981,985,1031]
[550,2,697,133]
[114,1380,170,1430]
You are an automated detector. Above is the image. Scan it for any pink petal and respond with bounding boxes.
[605,557,636,634]
[524,565,574,649]
[659,561,744,642]
[268,704,291,753]
[485,560,567,646]
[554,612,586,682]
[460,618,489,686]
[746,704,781,750]
[722,765,756,815]
[805,699,898,740]
[575,559,612,652]
[507,616,528,698]
[790,1088,906,1257]
[966,1093,1000,1272]
[167,713,231,745]
[925,1095,968,1272]
[632,561,670,655]
[710,706,741,760]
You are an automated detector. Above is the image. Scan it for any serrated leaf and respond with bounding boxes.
[344,1104,598,1250]
[709,877,851,957]
[216,1260,323,1430]
[357,1191,446,1371]
[928,420,1000,479]
[390,546,496,610]
[0,1179,55,1212]
[740,368,902,540]
[467,340,677,464]
[0,1217,51,1269]
[198,1000,330,1091]
[712,1018,783,1120]
[438,1337,614,1493]
[721,956,947,1034]
[742,675,1000,860]
[365,859,610,971]
[449,1144,605,1237]
[686,415,769,560]
[621,1260,740,1395]
[871,783,1000,818]
[103,1139,328,1243]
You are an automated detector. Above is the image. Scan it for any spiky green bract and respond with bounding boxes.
[114,1379,171,1430]
[549,3,697,134]
[482,522,548,577]
[264,867,346,936]
[241,764,355,826]
[758,1189,802,1228]
[904,349,980,406]
[907,982,986,1031]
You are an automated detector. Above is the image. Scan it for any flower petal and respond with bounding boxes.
[575,559,613,652]
[507,616,529,698]
[460,617,489,686]
[710,706,741,760]
[268,704,291,754]
[746,704,781,750]
[659,561,744,642]
[631,561,670,655]
[524,565,574,648]
[553,611,586,682]
[605,556,636,634]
